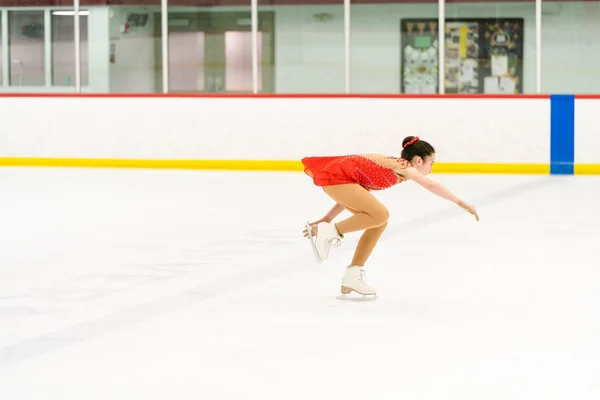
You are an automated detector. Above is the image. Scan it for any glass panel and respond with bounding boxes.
[51,11,89,87]
[0,16,3,86]
[225,31,262,92]
[351,3,439,94]
[445,2,533,94]
[542,1,600,94]
[8,11,45,86]
[108,6,157,93]
[164,4,256,93]
[259,1,342,93]
[169,31,205,92]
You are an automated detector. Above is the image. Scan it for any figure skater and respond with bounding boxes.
[302,136,479,297]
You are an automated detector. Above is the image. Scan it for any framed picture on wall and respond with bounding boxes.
[400,18,524,94]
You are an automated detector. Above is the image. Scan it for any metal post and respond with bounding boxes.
[161,0,169,93]
[44,10,51,87]
[344,0,351,93]
[1,11,8,87]
[74,0,81,92]
[438,0,445,94]
[536,0,542,93]
[251,0,258,93]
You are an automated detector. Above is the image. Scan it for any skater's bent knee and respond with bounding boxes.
[370,206,390,225]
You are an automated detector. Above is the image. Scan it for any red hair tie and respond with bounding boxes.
[403,136,420,148]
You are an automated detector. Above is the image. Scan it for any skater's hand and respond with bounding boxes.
[302,217,330,238]
[458,200,479,221]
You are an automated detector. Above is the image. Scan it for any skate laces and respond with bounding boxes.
[322,237,341,258]
[329,237,342,248]
[359,269,367,284]
[323,225,341,247]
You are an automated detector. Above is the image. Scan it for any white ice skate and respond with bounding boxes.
[337,265,378,301]
[305,221,342,263]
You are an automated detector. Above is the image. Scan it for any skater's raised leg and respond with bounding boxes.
[309,184,389,262]
[323,184,389,236]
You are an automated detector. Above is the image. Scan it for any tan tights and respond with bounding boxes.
[322,184,390,266]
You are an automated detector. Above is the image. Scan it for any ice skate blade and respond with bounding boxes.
[305,221,322,264]
[338,286,377,301]
[336,294,378,302]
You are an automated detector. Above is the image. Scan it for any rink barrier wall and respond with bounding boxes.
[573,96,600,175]
[0,93,597,175]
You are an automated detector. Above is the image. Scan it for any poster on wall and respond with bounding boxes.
[400,18,524,94]
[400,20,440,94]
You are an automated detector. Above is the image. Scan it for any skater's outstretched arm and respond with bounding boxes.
[401,167,480,221]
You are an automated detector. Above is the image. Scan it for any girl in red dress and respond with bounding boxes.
[302,136,479,298]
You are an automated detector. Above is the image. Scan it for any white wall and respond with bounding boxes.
[540,2,600,94]
[108,6,158,93]
[273,5,347,93]
[0,97,551,165]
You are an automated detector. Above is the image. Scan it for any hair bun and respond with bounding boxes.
[402,136,420,148]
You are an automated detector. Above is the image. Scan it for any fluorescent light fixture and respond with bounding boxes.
[52,10,90,16]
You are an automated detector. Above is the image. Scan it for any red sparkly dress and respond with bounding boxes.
[301,154,413,191]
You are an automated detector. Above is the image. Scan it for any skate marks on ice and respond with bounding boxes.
[379,176,555,243]
[0,177,551,367]
[0,229,299,320]
[0,227,300,368]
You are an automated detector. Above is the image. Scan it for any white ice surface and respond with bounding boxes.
[0,167,599,399]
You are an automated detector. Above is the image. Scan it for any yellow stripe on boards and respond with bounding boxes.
[3,158,600,175]
[0,158,560,174]
[433,163,550,174]
[0,158,305,171]
[574,164,600,175]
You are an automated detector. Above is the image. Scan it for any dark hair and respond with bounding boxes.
[400,136,435,161]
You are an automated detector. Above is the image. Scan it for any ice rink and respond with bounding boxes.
[1,166,599,399]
